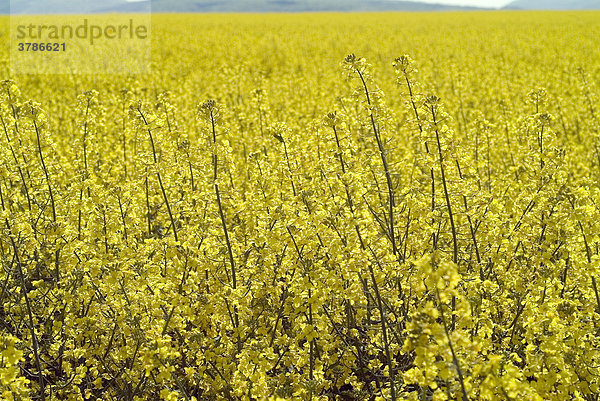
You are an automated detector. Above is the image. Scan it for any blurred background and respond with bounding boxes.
[3,0,600,14]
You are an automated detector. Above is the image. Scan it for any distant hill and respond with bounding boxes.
[503,0,600,9]
[148,0,488,12]
[3,0,489,14]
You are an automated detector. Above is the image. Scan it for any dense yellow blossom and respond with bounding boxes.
[0,10,599,401]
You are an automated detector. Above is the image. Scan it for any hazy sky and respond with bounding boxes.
[408,0,512,7]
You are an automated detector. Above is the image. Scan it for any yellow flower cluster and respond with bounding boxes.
[1,335,30,400]
[0,10,599,400]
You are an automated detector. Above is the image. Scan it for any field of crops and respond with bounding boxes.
[1,11,600,400]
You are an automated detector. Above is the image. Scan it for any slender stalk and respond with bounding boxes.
[356,69,398,257]
[208,108,237,291]
[216,184,236,290]
[7,227,45,400]
[282,139,297,197]
[122,93,128,179]
[577,219,600,314]
[78,98,91,241]
[287,227,317,400]
[137,107,178,242]
[330,123,365,249]
[367,246,397,401]
[437,289,469,401]
[463,195,481,265]
[0,114,31,211]
[33,119,56,223]
[117,194,129,244]
[205,103,240,354]
[145,172,151,237]
[404,74,424,136]
[102,206,109,254]
[430,104,458,265]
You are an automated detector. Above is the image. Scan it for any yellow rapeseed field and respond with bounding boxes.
[1,11,600,400]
